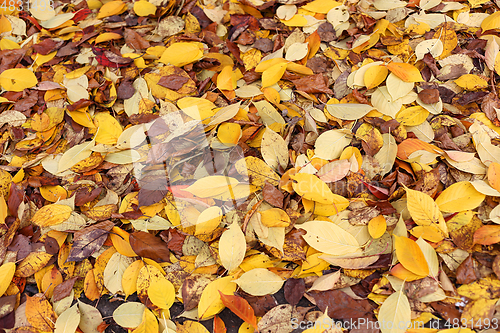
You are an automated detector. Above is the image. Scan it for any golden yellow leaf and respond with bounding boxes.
[0,68,38,92]
[217,122,241,146]
[386,62,423,82]
[368,215,386,239]
[136,264,164,309]
[0,262,15,296]
[110,227,138,257]
[405,187,448,236]
[281,14,308,26]
[133,0,156,16]
[122,260,145,298]
[481,11,500,31]
[147,277,175,309]
[32,204,72,227]
[95,32,123,44]
[160,42,203,67]
[260,208,291,227]
[394,235,429,277]
[132,308,158,333]
[488,162,500,192]
[16,252,53,277]
[455,74,488,91]
[185,176,239,198]
[261,62,288,88]
[177,320,210,333]
[291,173,335,204]
[363,65,388,89]
[26,295,57,332]
[435,181,486,213]
[0,195,7,225]
[396,106,429,126]
[93,112,123,145]
[96,1,127,19]
[198,276,237,319]
[40,185,67,202]
[196,206,223,235]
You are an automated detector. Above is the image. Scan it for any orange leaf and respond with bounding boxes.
[386,62,423,82]
[390,263,426,282]
[25,295,57,332]
[219,292,258,331]
[213,315,227,333]
[397,138,443,160]
[394,235,429,277]
[305,30,321,59]
[487,162,500,192]
[474,225,500,245]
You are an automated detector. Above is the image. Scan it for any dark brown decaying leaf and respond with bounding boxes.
[0,295,16,319]
[312,290,374,322]
[158,75,190,90]
[263,181,284,208]
[129,231,170,263]
[51,277,78,302]
[67,221,114,262]
[284,278,305,306]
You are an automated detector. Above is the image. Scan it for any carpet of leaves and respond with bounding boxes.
[2,0,500,332]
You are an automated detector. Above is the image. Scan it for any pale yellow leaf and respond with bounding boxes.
[219,222,246,271]
[232,268,284,296]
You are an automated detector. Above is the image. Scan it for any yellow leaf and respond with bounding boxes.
[110,227,138,257]
[134,0,157,16]
[302,197,349,215]
[0,195,7,225]
[132,308,158,333]
[195,206,222,235]
[16,252,53,277]
[0,262,15,296]
[435,181,486,213]
[260,208,291,227]
[386,62,423,82]
[26,295,58,332]
[261,62,288,88]
[396,106,429,126]
[233,268,284,296]
[96,1,127,19]
[95,32,123,44]
[297,220,361,256]
[40,185,67,202]
[235,156,280,187]
[185,176,239,198]
[177,321,210,333]
[0,68,38,92]
[488,162,500,191]
[482,11,500,31]
[219,222,246,271]
[147,277,175,309]
[113,302,146,329]
[217,65,237,91]
[217,122,241,146]
[122,260,145,297]
[0,15,11,34]
[160,42,203,67]
[416,237,439,278]
[93,112,123,145]
[394,235,429,277]
[291,173,335,204]
[432,24,457,60]
[255,58,288,73]
[405,186,448,236]
[301,0,342,13]
[261,127,288,171]
[198,276,237,320]
[281,14,308,27]
[32,204,72,227]
[378,290,411,333]
[455,74,488,91]
[368,215,386,239]
[364,65,388,89]
[0,38,20,50]
[55,304,80,333]
[241,48,262,71]
[136,265,164,309]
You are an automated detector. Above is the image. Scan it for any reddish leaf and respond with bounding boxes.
[219,292,258,331]
[213,315,227,333]
[474,225,500,245]
[129,231,170,263]
[52,277,78,302]
[292,74,333,94]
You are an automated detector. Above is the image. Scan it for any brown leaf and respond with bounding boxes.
[182,274,216,311]
[292,74,333,94]
[117,79,135,100]
[312,289,374,322]
[0,295,16,320]
[67,221,114,262]
[52,277,78,302]
[33,39,64,55]
[284,278,305,306]
[124,28,151,50]
[456,254,479,285]
[129,231,170,263]
[158,75,190,90]
[418,88,440,104]
[263,181,284,208]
